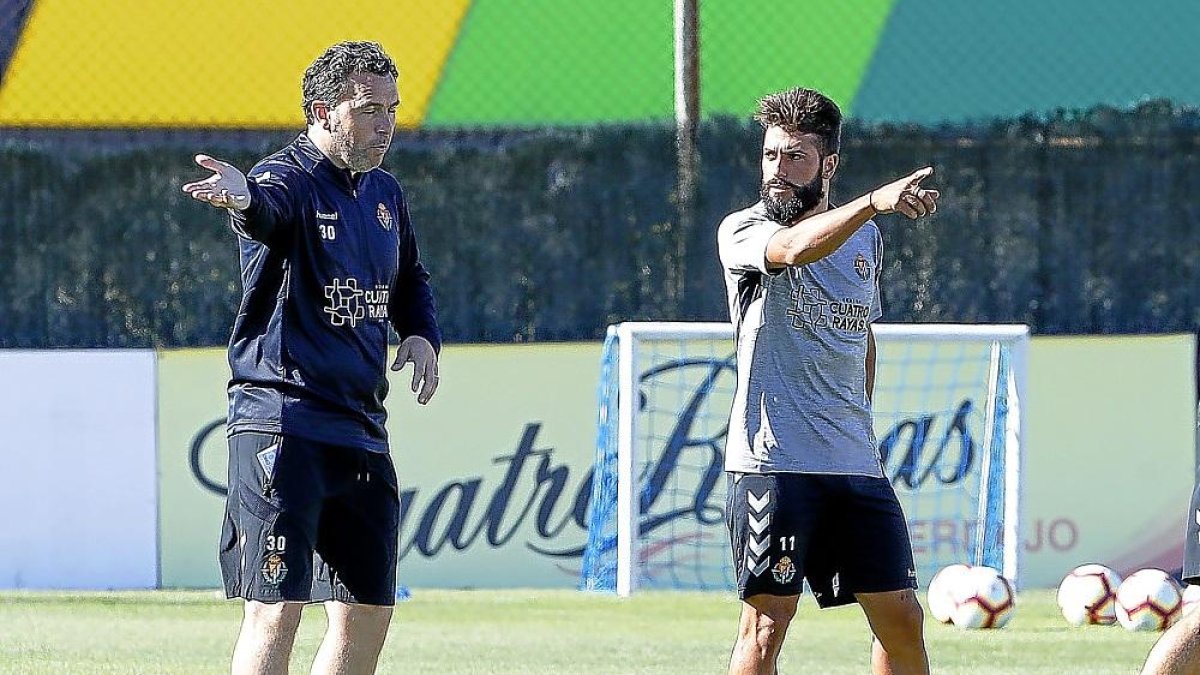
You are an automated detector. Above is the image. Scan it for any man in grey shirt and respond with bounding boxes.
[718,87,939,675]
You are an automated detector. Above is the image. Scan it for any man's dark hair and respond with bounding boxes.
[753,87,842,155]
[302,41,399,124]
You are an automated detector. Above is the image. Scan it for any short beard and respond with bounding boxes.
[329,119,383,173]
[761,173,825,224]
[345,152,382,173]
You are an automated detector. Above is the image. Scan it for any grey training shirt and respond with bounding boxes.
[718,201,884,476]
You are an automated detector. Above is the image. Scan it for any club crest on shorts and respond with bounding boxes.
[854,253,871,281]
[376,203,393,231]
[261,553,288,586]
[256,444,279,480]
[772,556,796,584]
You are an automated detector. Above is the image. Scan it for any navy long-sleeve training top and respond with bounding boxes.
[225,133,440,452]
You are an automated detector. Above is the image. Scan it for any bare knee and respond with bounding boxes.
[859,590,925,649]
[738,595,799,652]
[243,601,304,632]
[325,602,394,637]
[742,612,790,650]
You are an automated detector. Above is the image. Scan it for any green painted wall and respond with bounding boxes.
[700,0,894,119]
[853,0,1200,122]
[426,0,673,126]
[429,0,1200,126]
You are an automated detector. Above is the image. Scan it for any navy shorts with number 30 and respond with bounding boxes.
[219,432,400,606]
[726,472,918,607]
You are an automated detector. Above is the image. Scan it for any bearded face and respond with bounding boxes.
[322,72,397,173]
[760,170,825,224]
[759,126,833,225]
[328,111,386,173]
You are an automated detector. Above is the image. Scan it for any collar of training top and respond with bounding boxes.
[292,133,368,195]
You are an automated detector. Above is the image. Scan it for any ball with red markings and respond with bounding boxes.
[1115,569,1182,632]
[1057,564,1122,626]
[950,566,1016,629]
[927,563,972,624]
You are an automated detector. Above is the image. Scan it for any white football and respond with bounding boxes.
[950,566,1016,629]
[927,564,973,624]
[1115,568,1182,631]
[1057,564,1122,626]
[1182,585,1200,616]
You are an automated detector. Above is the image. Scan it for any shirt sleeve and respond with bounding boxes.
[717,210,785,276]
[228,164,300,246]
[869,225,883,323]
[388,192,442,353]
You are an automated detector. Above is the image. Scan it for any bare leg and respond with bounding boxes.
[310,601,394,675]
[728,594,799,675]
[857,590,929,675]
[1142,606,1200,675]
[231,601,304,675]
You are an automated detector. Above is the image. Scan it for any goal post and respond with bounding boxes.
[580,322,1029,597]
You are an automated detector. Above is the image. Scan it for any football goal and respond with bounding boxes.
[580,322,1029,596]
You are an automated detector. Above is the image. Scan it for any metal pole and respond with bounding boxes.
[674,0,699,312]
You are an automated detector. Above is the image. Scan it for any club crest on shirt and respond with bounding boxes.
[261,553,288,586]
[376,203,393,231]
[772,556,796,584]
[854,253,871,281]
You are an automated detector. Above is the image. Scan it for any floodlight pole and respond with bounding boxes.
[674,0,699,311]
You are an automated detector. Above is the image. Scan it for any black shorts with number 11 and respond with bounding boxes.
[726,471,917,608]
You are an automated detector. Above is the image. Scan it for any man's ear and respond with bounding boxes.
[822,153,840,180]
[311,101,332,130]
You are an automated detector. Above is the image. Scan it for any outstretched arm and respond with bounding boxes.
[765,167,939,269]
[181,154,295,244]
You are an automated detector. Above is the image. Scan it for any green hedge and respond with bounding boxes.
[2,104,1199,347]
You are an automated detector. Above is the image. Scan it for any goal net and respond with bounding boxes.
[580,322,1028,596]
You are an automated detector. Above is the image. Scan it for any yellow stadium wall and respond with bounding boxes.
[0,0,470,128]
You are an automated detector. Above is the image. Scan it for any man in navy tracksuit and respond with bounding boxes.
[182,41,438,674]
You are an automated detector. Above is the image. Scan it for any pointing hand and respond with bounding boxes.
[870,167,940,219]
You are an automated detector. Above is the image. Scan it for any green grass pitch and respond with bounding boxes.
[0,589,1161,673]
